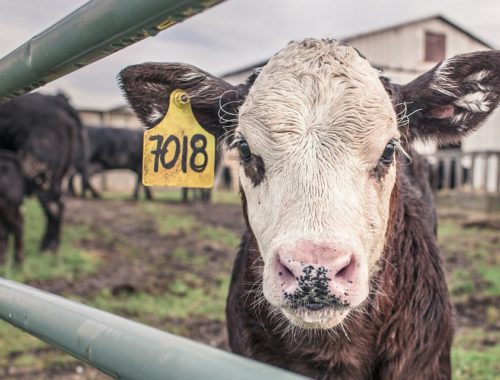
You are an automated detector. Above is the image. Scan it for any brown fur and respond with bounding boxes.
[227,151,452,379]
[118,46,500,380]
[242,154,266,187]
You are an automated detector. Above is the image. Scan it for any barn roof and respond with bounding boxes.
[222,15,494,78]
[345,15,494,49]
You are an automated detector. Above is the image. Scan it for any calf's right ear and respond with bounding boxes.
[399,50,500,143]
[118,63,244,139]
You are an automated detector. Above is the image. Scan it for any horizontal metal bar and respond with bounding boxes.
[0,0,225,102]
[0,278,308,380]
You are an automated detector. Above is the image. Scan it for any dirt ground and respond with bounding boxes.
[437,209,500,344]
[1,195,499,379]
[30,198,244,301]
[2,195,245,379]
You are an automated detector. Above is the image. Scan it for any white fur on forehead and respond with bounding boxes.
[238,39,396,156]
[263,39,369,76]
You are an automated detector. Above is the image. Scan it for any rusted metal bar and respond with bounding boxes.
[0,0,225,102]
[0,278,308,380]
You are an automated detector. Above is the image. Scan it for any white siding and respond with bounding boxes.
[79,109,143,129]
[348,18,489,83]
[221,17,499,191]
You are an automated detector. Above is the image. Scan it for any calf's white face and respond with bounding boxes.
[235,40,398,328]
[119,38,500,332]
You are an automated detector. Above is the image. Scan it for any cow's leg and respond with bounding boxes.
[67,173,78,197]
[201,189,211,203]
[181,188,189,203]
[83,176,100,199]
[12,208,24,265]
[133,174,140,200]
[144,185,153,201]
[137,172,153,201]
[37,192,64,252]
[83,164,101,199]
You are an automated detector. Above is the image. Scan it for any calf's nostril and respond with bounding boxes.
[334,255,356,282]
[276,256,297,286]
[336,265,349,279]
[281,264,294,279]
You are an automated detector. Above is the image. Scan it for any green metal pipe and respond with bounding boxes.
[0,0,225,102]
[0,278,308,379]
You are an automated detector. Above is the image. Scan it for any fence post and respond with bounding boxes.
[454,153,462,190]
[469,152,477,190]
[482,152,489,191]
[442,155,451,190]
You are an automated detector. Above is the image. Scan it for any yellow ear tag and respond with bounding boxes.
[142,89,215,188]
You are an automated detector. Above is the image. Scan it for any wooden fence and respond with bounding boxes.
[425,150,500,193]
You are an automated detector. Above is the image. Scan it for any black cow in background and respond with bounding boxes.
[0,150,24,264]
[66,122,96,198]
[0,93,80,252]
[68,126,152,200]
[181,188,211,203]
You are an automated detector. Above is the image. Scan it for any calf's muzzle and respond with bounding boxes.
[274,241,360,310]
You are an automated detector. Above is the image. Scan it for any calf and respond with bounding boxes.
[0,150,24,264]
[0,93,79,251]
[119,39,500,379]
[68,126,152,200]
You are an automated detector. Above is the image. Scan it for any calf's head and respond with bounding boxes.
[120,39,500,329]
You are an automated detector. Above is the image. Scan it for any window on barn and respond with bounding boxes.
[424,32,446,62]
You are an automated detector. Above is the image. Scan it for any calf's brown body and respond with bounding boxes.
[119,41,500,380]
[227,151,452,379]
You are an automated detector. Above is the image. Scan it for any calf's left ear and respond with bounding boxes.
[398,50,500,143]
[118,62,245,139]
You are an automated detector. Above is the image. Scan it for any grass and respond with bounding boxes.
[140,202,196,234]
[198,226,240,248]
[1,196,498,379]
[0,322,46,367]
[101,188,241,206]
[87,275,230,324]
[438,216,500,380]
[0,198,105,371]
[0,198,100,282]
[171,247,209,266]
[101,188,183,203]
[212,190,240,205]
[480,265,500,296]
[452,329,500,380]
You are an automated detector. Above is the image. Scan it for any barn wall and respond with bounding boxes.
[221,18,499,193]
[79,109,143,129]
[347,18,489,81]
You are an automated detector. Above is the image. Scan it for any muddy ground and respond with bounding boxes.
[2,195,245,379]
[1,195,499,379]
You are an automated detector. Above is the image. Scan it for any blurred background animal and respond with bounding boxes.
[0,93,80,252]
[68,126,152,200]
[0,150,24,264]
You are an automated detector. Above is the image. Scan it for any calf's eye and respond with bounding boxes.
[381,141,395,164]
[238,140,252,163]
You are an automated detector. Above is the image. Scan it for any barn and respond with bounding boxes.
[221,15,500,195]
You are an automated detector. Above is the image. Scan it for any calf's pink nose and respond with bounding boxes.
[275,241,358,301]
